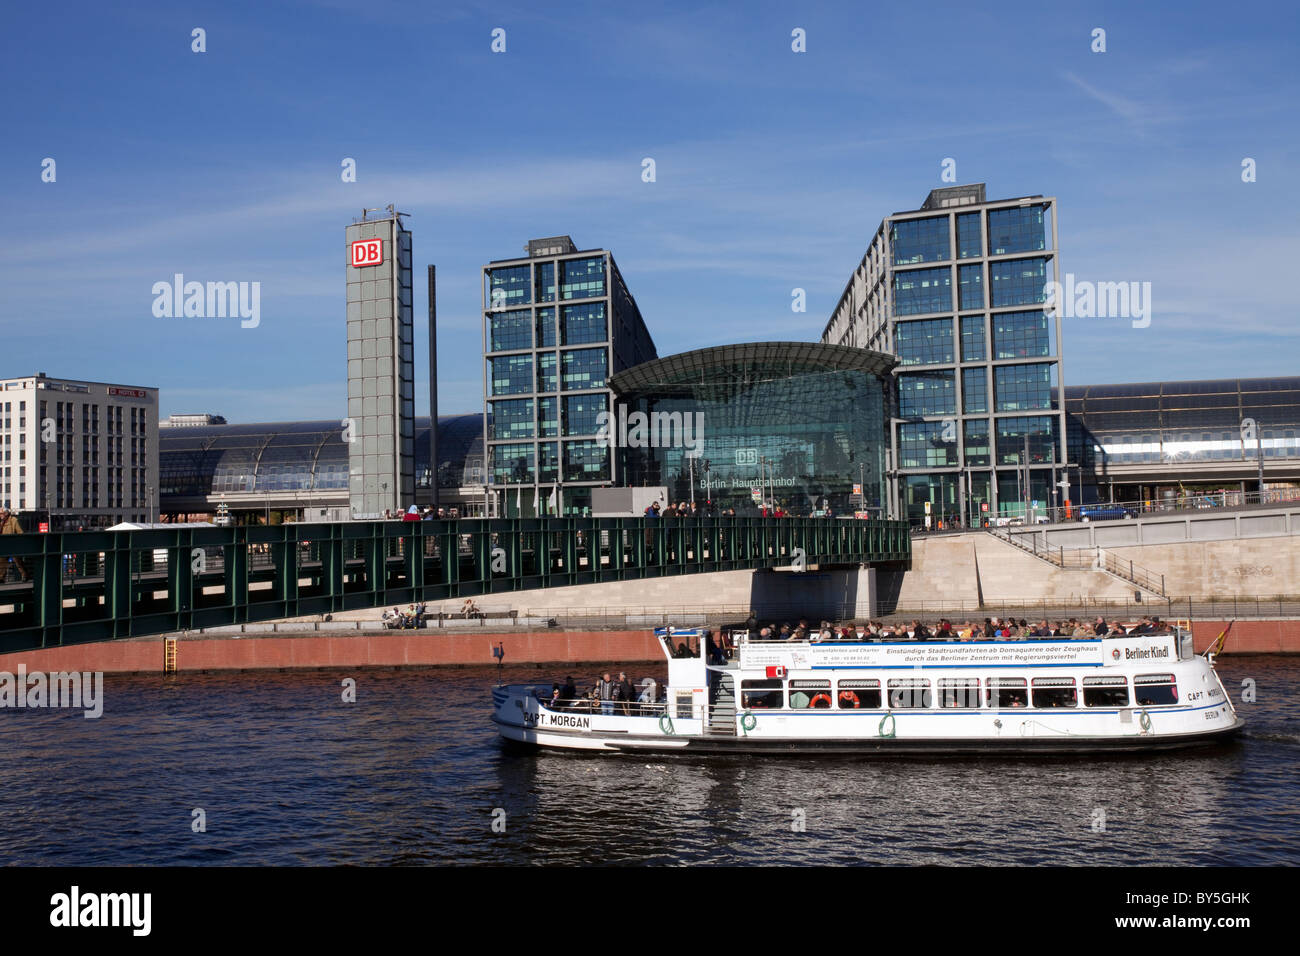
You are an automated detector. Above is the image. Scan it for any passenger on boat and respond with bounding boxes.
[705,631,727,665]
[596,673,616,715]
[1093,617,1110,636]
[559,676,577,710]
[618,672,636,715]
[548,684,562,708]
[638,678,657,708]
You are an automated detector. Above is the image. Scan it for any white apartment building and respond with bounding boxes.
[0,373,159,529]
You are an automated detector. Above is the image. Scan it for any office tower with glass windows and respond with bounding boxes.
[822,184,1064,525]
[482,236,657,516]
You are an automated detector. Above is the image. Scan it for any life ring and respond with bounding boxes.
[1139,709,1152,733]
[839,690,860,708]
[810,693,832,709]
[878,712,896,738]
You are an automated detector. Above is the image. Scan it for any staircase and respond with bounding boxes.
[707,673,737,736]
[986,529,1166,597]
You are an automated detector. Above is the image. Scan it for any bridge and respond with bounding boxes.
[0,516,910,652]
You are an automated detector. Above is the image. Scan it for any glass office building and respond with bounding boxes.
[1067,377,1300,503]
[483,236,657,516]
[610,343,894,515]
[822,184,1064,525]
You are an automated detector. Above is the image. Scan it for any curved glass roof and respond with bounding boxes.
[160,414,485,498]
[610,342,897,394]
[1065,377,1300,467]
[1066,376,1300,402]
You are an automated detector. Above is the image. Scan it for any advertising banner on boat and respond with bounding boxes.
[741,641,1108,670]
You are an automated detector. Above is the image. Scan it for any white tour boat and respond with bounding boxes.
[491,625,1244,754]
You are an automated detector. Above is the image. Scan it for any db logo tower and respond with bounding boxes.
[350,238,384,268]
[345,210,415,520]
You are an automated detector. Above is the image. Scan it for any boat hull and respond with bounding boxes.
[492,713,1245,756]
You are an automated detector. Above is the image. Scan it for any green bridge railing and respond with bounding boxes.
[0,516,910,652]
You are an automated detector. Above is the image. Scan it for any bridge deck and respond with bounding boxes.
[0,516,909,651]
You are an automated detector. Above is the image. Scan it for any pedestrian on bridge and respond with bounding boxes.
[1,508,27,582]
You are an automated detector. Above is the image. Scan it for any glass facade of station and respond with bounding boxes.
[610,343,894,516]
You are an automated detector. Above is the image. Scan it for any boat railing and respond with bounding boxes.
[537,696,670,717]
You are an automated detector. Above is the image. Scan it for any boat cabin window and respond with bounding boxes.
[1031,677,1077,708]
[1083,676,1129,707]
[1134,674,1178,706]
[987,677,1028,709]
[788,680,833,709]
[837,679,881,709]
[939,678,981,708]
[741,679,784,710]
[887,678,931,709]
[674,692,694,719]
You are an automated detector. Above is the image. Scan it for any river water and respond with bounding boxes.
[2,658,1296,866]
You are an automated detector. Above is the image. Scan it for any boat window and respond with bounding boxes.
[674,692,693,719]
[1134,674,1178,706]
[788,680,833,709]
[741,679,784,710]
[1083,676,1129,707]
[837,679,881,709]
[887,678,931,709]
[939,678,981,708]
[987,677,1028,709]
[1031,677,1077,708]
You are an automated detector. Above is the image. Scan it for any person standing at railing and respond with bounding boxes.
[0,508,27,582]
[596,672,616,716]
[618,672,636,715]
[559,676,577,711]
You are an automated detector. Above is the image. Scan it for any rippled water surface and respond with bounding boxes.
[2,658,1297,865]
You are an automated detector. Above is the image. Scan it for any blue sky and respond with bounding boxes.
[2,0,1297,422]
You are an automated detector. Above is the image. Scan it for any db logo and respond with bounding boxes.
[350,238,384,268]
[1111,649,1121,660]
